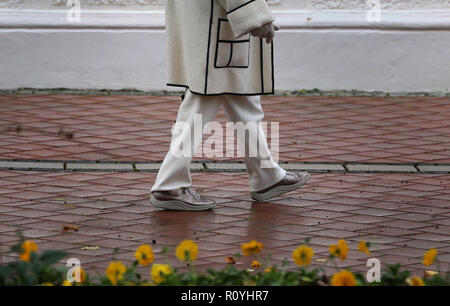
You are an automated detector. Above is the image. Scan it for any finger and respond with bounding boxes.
[266,31,274,43]
[251,30,262,38]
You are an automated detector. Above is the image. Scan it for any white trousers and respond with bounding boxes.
[151,90,286,193]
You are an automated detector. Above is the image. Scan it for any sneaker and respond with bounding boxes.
[251,171,310,202]
[150,187,216,211]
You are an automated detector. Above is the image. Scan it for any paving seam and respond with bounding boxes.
[0,159,449,174]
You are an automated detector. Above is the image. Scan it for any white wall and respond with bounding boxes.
[0,0,449,93]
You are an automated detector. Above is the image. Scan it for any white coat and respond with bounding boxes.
[165,0,275,96]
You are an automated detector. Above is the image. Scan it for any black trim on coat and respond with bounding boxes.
[219,39,251,43]
[226,0,256,15]
[226,43,234,67]
[204,0,214,95]
[214,19,251,69]
[260,38,264,93]
[271,40,275,95]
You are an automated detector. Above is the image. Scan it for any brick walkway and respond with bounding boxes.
[0,94,449,278]
[1,94,449,163]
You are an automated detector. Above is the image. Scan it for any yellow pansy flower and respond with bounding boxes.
[241,240,264,257]
[407,276,425,286]
[264,267,273,273]
[151,264,172,284]
[135,244,155,266]
[358,240,370,255]
[292,245,314,267]
[62,280,72,286]
[338,239,349,259]
[331,270,356,286]
[251,260,262,267]
[423,249,437,267]
[72,267,86,283]
[329,239,349,260]
[106,261,127,286]
[329,244,338,257]
[176,240,199,262]
[19,240,38,262]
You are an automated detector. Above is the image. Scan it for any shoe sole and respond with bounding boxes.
[150,195,216,211]
[251,172,311,202]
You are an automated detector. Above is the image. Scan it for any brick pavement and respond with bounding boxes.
[1,94,449,163]
[0,94,449,278]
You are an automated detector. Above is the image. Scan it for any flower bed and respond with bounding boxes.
[0,235,448,286]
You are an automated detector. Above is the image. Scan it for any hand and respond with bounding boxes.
[251,22,280,44]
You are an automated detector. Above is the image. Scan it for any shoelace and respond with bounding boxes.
[183,187,201,200]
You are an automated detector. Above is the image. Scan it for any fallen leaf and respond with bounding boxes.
[424,270,439,277]
[53,198,65,201]
[316,258,327,262]
[81,246,99,250]
[226,257,236,264]
[61,225,79,233]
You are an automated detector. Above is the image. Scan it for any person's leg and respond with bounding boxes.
[221,94,286,192]
[222,95,310,201]
[151,90,221,192]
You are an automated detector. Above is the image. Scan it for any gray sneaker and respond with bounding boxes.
[251,171,310,202]
[150,187,216,211]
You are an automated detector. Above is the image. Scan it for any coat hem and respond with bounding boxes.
[166,83,274,97]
